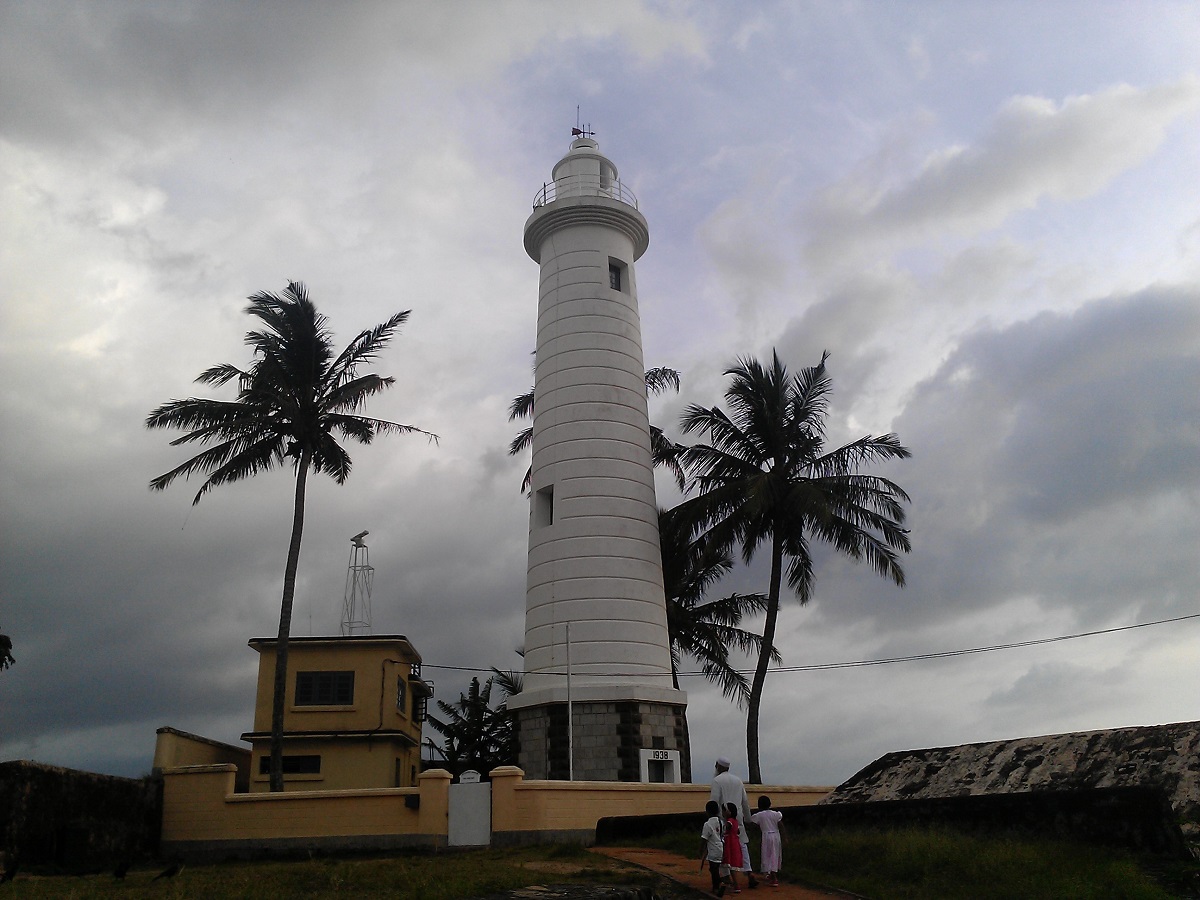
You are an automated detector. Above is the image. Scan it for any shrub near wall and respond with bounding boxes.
[0,760,161,871]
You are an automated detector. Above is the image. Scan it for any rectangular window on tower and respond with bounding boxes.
[534,485,554,528]
[608,259,626,292]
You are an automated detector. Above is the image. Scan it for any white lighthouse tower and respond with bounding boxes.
[507,133,688,782]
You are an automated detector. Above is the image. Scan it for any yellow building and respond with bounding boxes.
[241,634,433,792]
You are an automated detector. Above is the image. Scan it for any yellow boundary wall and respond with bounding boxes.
[161,763,831,859]
[490,766,830,844]
[161,765,450,859]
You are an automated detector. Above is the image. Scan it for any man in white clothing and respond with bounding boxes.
[710,756,757,888]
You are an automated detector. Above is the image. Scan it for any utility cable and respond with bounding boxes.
[420,611,1200,678]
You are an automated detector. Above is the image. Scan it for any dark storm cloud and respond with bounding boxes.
[811,284,1200,642]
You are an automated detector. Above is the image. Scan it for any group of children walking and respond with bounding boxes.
[699,795,784,896]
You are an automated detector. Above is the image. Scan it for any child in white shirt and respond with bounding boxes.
[698,800,727,896]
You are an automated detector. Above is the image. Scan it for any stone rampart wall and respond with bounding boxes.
[823,720,1200,831]
[0,760,161,871]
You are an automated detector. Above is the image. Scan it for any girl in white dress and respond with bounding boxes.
[750,795,784,886]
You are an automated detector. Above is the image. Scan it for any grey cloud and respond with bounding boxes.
[0,1,705,149]
[983,660,1131,713]
[807,79,1200,267]
[960,286,1200,521]
[697,196,791,316]
[813,284,1200,638]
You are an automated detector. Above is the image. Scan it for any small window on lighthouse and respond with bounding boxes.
[608,259,626,292]
[534,485,554,527]
[600,162,613,193]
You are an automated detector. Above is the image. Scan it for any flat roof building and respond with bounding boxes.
[241,634,433,791]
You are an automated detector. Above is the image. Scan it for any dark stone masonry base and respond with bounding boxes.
[515,701,690,782]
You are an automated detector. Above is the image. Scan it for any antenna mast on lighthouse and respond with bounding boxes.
[340,530,373,636]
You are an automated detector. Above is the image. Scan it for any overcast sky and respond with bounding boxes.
[2,1,1198,788]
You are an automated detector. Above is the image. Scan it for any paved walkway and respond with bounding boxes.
[594,847,861,900]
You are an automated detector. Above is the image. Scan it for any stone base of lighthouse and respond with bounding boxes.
[513,701,691,783]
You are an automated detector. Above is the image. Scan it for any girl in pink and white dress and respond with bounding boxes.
[750,796,785,886]
[721,802,744,893]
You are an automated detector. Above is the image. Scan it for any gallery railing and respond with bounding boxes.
[532,173,639,209]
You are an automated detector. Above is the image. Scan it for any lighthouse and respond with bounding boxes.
[506,133,689,782]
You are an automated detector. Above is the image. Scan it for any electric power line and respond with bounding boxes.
[421,611,1200,679]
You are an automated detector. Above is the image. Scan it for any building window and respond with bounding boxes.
[259,754,321,775]
[397,676,408,715]
[295,670,354,706]
[608,260,624,292]
[534,485,554,528]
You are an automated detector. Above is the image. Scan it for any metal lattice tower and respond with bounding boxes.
[340,530,373,636]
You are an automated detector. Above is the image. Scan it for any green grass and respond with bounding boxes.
[0,846,662,900]
[639,825,1189,899]
[9,830,1195,899]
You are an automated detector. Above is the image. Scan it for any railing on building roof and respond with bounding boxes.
[533,174,639,210]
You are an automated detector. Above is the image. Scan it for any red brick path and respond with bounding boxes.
[594,846,861,899]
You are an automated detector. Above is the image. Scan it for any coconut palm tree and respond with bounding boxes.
[508,366,686,493]
[658,505,776,702]
[679,351,911,784]
[146,282,434,791]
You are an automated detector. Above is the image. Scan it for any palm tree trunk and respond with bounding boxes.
[746,536,784,785]
[269,449,311,792]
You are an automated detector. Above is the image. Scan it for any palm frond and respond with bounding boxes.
[327,310,412,386]
[644,366,681,395]
[325,413,438,445]
[508,425,533,456]
[650,426,687,491]
[508,389,535,423]
[489,667,524,699]
[507,364,682,491]
[146,397,257,435]
[311,432,353,484]
[195,364,246,388]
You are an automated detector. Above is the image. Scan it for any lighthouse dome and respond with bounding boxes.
[552,136,619,184]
